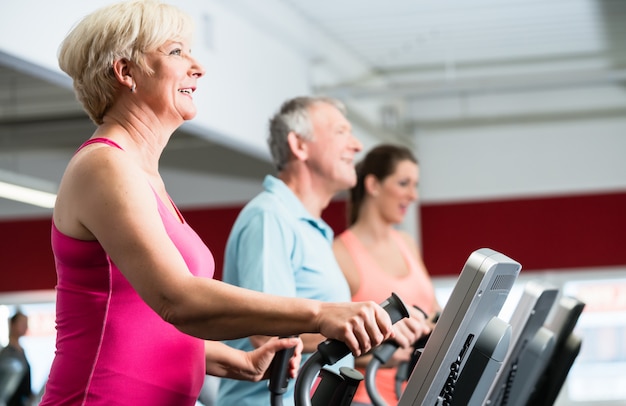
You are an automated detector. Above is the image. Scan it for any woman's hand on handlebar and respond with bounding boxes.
[316,301,394,357]
[203,338,302,382]
[391,306,431,350]
[248,336,304,382]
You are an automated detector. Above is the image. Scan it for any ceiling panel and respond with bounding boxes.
[281,0,626,94]
[282,0,616,66]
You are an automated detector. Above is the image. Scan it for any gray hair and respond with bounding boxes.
[267,96,346,171]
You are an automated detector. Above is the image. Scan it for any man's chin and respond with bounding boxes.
[338,177,357,191]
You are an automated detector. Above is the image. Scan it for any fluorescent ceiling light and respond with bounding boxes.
[0,169,57,209]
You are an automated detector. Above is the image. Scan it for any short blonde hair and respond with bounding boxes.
[58,0,194,125]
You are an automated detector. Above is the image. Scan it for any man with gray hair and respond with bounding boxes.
[217,96,363,405]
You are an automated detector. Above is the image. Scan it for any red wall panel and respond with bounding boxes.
[1,191,624,293]
[0,218,57,292]
[420,190,626,276]
[181,205,243,282]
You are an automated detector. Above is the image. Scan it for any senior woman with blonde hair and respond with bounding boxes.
[40,1,394,405]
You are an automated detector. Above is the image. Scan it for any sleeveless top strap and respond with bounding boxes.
[76,137,124,153]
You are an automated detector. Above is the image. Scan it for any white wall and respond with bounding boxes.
[412,83,626,203]
[0,0,382,161]
[415,122,626,204]
[0,0,299,158]
[0,0,387,220]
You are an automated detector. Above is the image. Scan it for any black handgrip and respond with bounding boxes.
[381,293,411,325]
[317,292,410,366]
[295,293,410,406]
[269,338,297,395]
[309,366,364,406]
[373,340,400,364]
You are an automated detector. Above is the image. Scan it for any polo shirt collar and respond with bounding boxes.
[263,175,334,241]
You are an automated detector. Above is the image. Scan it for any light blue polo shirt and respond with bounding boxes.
[217,175,353,406]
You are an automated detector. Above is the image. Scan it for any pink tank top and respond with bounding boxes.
[337,228,436,405]
[41,138,215,406]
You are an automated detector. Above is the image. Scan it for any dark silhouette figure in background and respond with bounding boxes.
[0,311,33,406]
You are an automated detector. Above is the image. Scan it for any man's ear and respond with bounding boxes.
[112,58,134,91]
[287,131,308,161]
[364,174,380,197]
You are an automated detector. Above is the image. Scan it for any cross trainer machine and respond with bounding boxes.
[353,251,585,406]
[290,248,522,406]
[269,293,410,406]
[525,295,585,406]
[482,280,559,406]
[397,248,521,406]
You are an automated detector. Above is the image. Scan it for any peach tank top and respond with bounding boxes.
[337,228,435,405]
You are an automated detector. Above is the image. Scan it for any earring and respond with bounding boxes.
[130,83,136,93]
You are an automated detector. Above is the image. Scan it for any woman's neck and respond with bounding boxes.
[351,213,394,244]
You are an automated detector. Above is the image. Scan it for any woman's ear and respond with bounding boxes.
[287,131,308,161]
[112,58,134,91]
[364,174,380,197]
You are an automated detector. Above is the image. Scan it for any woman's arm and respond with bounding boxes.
[54,146,392,356]
[250,333,332,355]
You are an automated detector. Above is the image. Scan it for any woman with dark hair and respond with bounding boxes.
[333,144,441,405]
